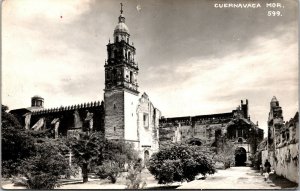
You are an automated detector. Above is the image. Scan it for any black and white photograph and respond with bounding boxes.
[1,0,299,189]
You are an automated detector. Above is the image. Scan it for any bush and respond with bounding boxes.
[95,161,120,183]
[148,143,216,184]
[2,127,36,177]
[212,139,236,169]
[125,159,146,189]
[19,140,70,189]
[95,140,139,184]
[1,107,36,178]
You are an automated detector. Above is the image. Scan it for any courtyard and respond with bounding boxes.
[2,167,298,190]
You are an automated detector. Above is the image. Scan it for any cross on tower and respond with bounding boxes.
[120,3,123,14]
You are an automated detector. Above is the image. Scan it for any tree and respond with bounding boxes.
[95,140,139,183]
[1,106,36,177]
[212,138,236,169]
[1,104,22,129]
[19,139,71,189]
[2,104,9,112]
[67,132,105,183]
[148,143,216,184]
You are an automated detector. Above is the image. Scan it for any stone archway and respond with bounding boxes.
[235,147,247,166]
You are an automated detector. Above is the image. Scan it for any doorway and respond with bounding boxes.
[235,147,246,166]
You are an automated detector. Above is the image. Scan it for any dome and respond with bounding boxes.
[32,95,43,99]
[114,22,129,34]
[271,96,278,102]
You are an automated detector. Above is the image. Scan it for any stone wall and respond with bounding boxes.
[263,111,299,183]
[159,110,262,148]
[273,143,299,183]
[104,90,125,139]
[11,101,105,138]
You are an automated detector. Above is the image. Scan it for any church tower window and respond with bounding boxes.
[114,50,118,59]
[130,71,133,83]
[128,51,131,61]
[143,113,149,128]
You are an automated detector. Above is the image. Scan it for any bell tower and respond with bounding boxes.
[104,3,139,142]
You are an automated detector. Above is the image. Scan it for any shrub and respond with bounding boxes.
[1,107,36,178]
[95,161,120,183]
[125,159,146,189]
[148,143,216,184]
[212,139,236,169]
[95,140,139,183]
[19,140,70,189]
[2,127,36,177]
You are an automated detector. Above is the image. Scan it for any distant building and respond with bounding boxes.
[159,99,264,166]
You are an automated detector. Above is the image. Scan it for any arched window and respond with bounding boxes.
[128,51,131,61]
[115,36,119,42]
[143,113,149,128]
[112,69,117,83]
[238,137,243,143]
[286,129,290,141]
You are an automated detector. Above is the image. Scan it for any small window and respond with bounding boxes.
[130,71,133,83]
[114,50,118,58]
[128,51,131,61]
[286,130,290,141]
[113,104,116,109]
[143,113,149,128]
[114,127,116,132]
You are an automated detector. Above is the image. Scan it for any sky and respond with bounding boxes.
[2,0,298,137]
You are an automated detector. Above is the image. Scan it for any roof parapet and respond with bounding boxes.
[32,100,103,115]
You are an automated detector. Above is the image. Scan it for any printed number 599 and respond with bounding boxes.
[268,11,282,16]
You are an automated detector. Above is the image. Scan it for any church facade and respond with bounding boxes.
[10,6,160,164]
